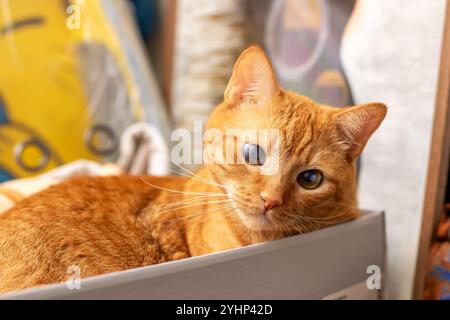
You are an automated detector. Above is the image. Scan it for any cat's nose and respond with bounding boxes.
[260,192,282,210]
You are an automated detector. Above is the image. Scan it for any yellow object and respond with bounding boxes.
[0,0,149,181]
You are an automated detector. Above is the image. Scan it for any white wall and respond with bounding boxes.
[341,0,446,299]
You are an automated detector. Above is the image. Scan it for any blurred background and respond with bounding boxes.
[0,0,448,300]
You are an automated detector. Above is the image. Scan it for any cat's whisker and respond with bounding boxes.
[169,160,230,191]
[289,214,319,229]
[161,194,233,206]
[198,204,234,221]
[158,198,233,212]
[139,177,228,197]
[284,219,309,235]
[167,168,234,195]
[154,195,222,211]
[168,204,235,231]
[150,199,233,217]
[303,203,359,221]
[291,224,305,235]
[293,212,352,226]
[302,212,350,221]
[182,216,209,234]
[288,221,305,236]
[166,203,235,225]
[334,202,360,210]
[183,210,228,236]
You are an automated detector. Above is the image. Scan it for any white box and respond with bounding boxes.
[1,210,385,299]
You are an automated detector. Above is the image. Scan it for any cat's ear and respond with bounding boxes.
[334,103,387,160]
[224,46,280,107]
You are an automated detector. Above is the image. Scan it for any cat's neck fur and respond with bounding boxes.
[185,166,248,255]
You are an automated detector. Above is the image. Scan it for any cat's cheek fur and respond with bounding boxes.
[295,180,337,204]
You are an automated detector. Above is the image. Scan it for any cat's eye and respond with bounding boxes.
[243,143,266,165]
[297,169,323,190]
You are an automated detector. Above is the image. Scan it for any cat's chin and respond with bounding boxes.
[236,209,277,231]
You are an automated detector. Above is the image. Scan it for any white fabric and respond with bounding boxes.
[0,160,121,214]
[0,123,170,214]
[117,122,169,176]
[0,194,14,213]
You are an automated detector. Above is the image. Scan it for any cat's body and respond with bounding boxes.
[0,47,386,293]
[0,173,228,293]
[0,170,269,293]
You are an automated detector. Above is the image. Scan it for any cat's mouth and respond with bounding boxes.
[227,192,279,231]
[235,206,278,231]
[246,212,274,230]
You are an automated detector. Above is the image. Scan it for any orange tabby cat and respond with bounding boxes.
[0,47,386,293]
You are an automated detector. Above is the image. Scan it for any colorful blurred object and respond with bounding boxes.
[130,0,158,41]
[0,0,169,182]
[265,0,354,107]
[424,205,450,300]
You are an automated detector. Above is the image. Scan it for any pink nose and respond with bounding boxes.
[260,192,282,210]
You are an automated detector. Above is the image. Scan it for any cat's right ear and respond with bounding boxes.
[334,103,387,160]
[224,46,280,107]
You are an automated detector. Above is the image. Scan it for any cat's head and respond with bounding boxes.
[204,46,386,235]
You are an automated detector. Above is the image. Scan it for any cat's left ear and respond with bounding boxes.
[224,46,280,107]
[334,103,387,160]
